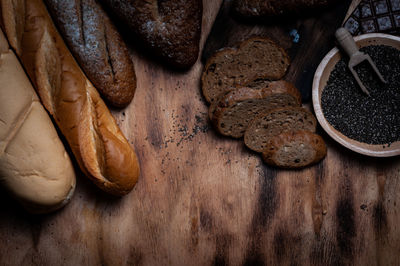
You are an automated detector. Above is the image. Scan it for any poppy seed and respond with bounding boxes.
[321,45,400,145]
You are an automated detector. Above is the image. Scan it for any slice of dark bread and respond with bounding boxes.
[201,37,290,103]
[244,107,317,152]
[210,81,301,138]
[262,130,327,169]
[245,78,272,89]
[208,78,274,120]
[44,0,136,108]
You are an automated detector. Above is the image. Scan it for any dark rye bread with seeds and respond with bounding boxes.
[245,78,272,89]
[262,130,327,168]
[99,0,202,69]
[244,107,317,152]
[233,0,339,18]
[202,37,290,103]
[210,81,301,138]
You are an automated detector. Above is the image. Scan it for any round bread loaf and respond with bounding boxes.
[99,0,202,69]
[233,0,339,18]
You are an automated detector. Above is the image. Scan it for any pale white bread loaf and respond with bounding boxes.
[0,28,76,213]
[0,0,140,195]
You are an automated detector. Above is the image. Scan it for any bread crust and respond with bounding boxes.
[43,0,136,108]
[0,28,76,213]
[201,36,290,103]
[244,106,317,152]
[99,0,202,69]
[262,130,327,168]
[0,0,140,196]
[208,88,235,121]
[210,81,301,138]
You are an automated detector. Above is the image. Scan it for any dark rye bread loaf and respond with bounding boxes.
[233,0,339,18]
[202,37,290,103]
[44,0,136,108]
[210,81,301,138]
[99,0,202,69]
[262,130,327,168]
[244,107,317,152]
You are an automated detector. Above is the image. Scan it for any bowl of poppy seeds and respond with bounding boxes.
[313,33,400,157]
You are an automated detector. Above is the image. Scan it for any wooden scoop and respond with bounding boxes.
[335,27,387,96]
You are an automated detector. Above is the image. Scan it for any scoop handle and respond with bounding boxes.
[335,27,359,57]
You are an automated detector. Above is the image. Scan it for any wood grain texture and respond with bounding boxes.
[1,1,400,265]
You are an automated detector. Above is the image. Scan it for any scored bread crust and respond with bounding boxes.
[43,0,137,108]
[210,81,301,138]
[0,28,76,213]
[0,0,140,196]
[208,88,233,121]
[201,36,290,103]
[262,130,327,169]
[244,106,317,153]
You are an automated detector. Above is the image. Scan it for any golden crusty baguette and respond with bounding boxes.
[0,0,140,196]
[0,28,76,213]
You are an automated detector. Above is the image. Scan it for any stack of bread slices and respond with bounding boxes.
[201,37,327,169]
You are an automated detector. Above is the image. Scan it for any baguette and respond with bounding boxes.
[0,0,140,196]
[244,106,317,153]
[201,37,290,103]
[0,28,76,213]
[43,0,136,108]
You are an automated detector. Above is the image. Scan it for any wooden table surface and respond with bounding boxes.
[1,1,400,265]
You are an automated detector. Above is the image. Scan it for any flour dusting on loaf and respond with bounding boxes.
[99,0,202,69]
[44,0,136,108]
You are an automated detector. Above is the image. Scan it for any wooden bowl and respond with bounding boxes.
[312,33,400,157]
